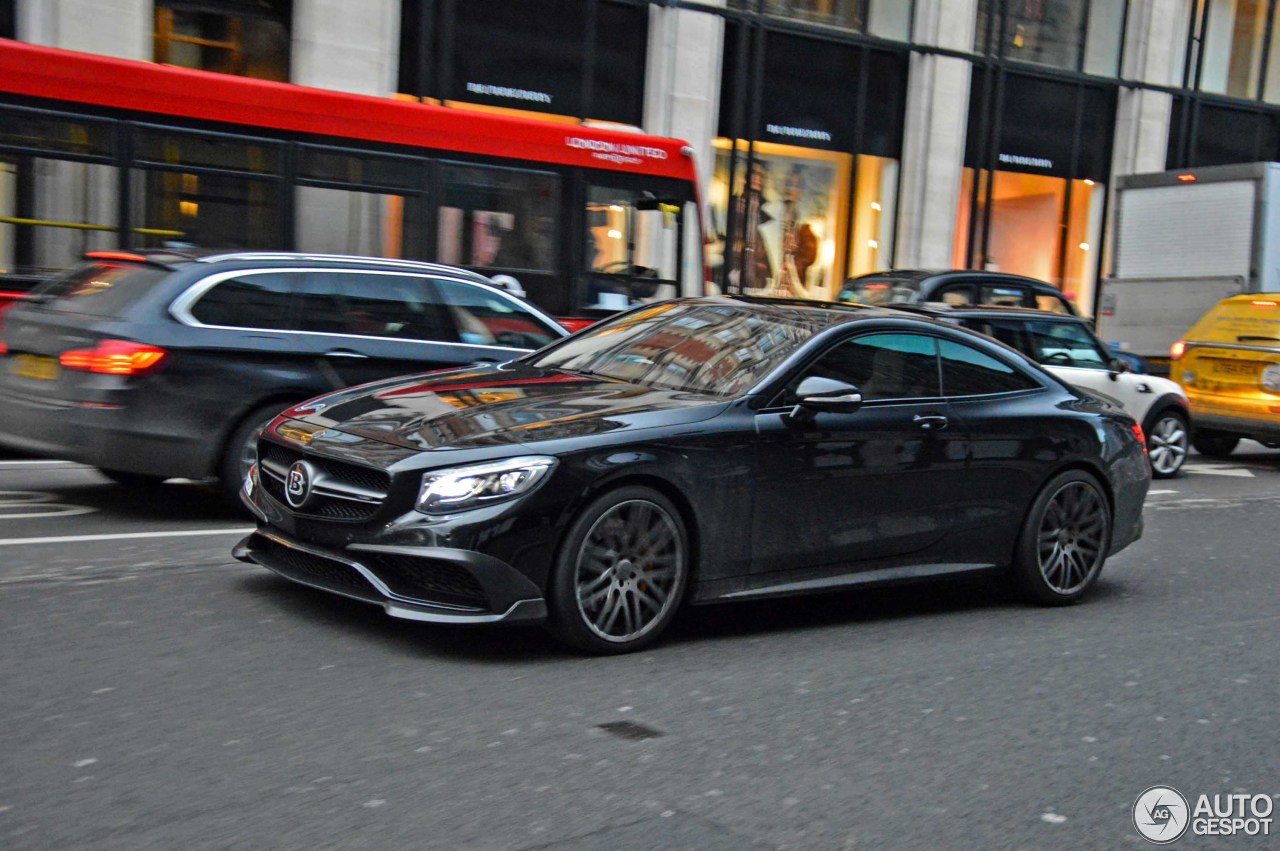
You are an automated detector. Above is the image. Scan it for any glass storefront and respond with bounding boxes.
[710,21,907,300]
[957,71,1115,316]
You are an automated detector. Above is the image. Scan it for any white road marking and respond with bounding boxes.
[1148,489,1178,495]
[1182,464,1256,478]
[0,528,252,547]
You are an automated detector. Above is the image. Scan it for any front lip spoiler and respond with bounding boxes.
[233,531,547,626]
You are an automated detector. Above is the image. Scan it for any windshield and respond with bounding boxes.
[30,262,169,317]
[837,275,923,306]
[523,300,848,398]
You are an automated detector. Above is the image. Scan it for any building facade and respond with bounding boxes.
[4,1,1280,316]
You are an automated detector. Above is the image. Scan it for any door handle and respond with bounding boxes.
[913,414,949,431]
[324,349,369,359]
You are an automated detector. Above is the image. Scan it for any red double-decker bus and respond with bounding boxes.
[0,39,705,317]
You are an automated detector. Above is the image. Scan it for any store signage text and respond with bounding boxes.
[766,124,833,142]
[566,136,669,166]
[466,82,553,104]
[999,152,1054,169]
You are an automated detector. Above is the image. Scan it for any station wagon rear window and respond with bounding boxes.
[30,263,168,317]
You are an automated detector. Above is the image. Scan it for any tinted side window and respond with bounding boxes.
[1035,293,1074,314]
[1021,320,1109,369]
[780,333,941,405]
[434,279,561,349]
[933,284,975,306]
[939,338,1040,396]
[336,273,456,342]
[190,272,296,329]
[978,284,1028,308]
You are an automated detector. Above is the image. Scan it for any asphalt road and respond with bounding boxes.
[1,448,1278,850]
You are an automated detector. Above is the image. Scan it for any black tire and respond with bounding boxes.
[1145,409,1188,479]
[97,468,169,488]
[545,485,689,655]
[1191,430,1240,458]
[1010,470,1111,606]
[218,401,290,506]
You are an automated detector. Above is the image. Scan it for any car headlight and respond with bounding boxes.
[416,456,557,515]
[1262,363,1280,393]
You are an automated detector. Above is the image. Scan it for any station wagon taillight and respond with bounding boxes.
[60,340,167,375]
[1132,422,1147,455]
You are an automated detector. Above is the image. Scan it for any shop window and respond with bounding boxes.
[0,158,118,276]
[710,141,850,300]
[436,164,559,273]
[1194,0,1269,98]
[952,170,1102,315]
[130,169,284,251]
[764,0,869,31]
[154,0,291,82]
[976,0,1123,75]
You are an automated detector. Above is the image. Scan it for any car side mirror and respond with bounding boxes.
[1108,357,1131,379]
[791,376,863,418]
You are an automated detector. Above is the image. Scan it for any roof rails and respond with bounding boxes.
[84,249,202,270]
[193,251,494,280]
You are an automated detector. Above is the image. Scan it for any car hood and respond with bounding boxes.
[284,362,729,451]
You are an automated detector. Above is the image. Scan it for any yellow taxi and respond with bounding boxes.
[1171,294,1280,457]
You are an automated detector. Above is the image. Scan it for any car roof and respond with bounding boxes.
[844,269,1066,294]
[904,304,1087,322]
[82,249,499,286]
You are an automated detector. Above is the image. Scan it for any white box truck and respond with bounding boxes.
[1098,162,1280,368]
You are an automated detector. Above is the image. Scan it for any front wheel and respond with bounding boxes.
[218,402,290,507]
[1010,470,1111,605]
[1146,410,1188,478]
[546,486,689,654]
[1191,430,1240,458]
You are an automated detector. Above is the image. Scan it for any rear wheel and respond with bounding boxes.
[546,486,689,654]
[97,468,168,488]
[218,402,290,506]
[1191,430,1240,458]
[1011,470,1111,605]
[1146,409,1188,478]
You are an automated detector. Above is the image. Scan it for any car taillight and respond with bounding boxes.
[1132,422,1147,455]
[1170,340,1186,360]
[59,340,167,375]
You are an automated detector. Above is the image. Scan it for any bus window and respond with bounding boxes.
[436,163,559,274]
[582,184,683,311]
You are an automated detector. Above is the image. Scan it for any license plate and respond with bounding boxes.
[10,354,60,381]
[1210,360,1256,377]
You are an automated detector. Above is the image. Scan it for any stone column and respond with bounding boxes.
[291,0,400,95]
[643,2,725,200]
[893,0,978,269]
[1111,0,1189,181]
[17,0,151,60]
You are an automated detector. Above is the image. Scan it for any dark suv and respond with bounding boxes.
[0,250,566,500]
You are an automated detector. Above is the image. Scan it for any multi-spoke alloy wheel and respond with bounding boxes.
[1012,471,1111,604]
[548,487,688,654]
[1147,411,1188,478]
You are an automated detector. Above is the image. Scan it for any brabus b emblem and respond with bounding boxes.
[285,461,314,508]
